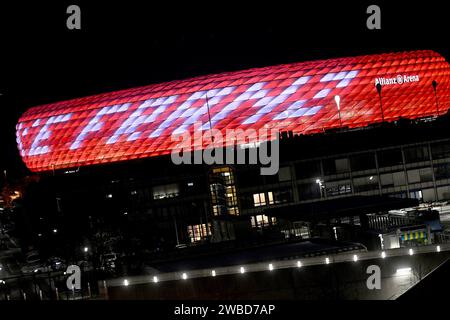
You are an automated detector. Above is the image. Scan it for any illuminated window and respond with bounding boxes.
[187,223,212,243]
[153,183,179,200]
[253,192,274,207]
[251,215,276,228]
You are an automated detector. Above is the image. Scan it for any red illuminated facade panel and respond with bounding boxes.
[16,50,450,172]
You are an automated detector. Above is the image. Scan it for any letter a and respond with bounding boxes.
[66,5,81,30]
[366,5,381,30]
[66,265,81,290]
[366,265,381,290]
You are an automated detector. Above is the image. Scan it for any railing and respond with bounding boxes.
[105,243,450,288]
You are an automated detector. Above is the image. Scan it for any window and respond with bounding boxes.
[407,167,433,184]
[253,192,274,207]
[380,172,406,187]
[434,163,450,181]
[377,149,403,167]
[298,182,322,200]
[350,152,376,172]
[353,175,378,192]
[153,183,179,200]
[251,215,276,228]
[187,223,211,242]
[409,190,423,201]
[404,145,429,163]
[272,188,293,204]
[325,180,352,196]
[295,160,321,179]
[431,141,450,160]
[323,157,349,175]
[278,166,292,182]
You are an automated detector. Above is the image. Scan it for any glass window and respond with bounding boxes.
[404,145,429,163]
[295,160,321,179]
[434,163,450,181]
[325,180,352,196]
[253,193,266,207]
[377,148,403,167]
[431,141,450,160]
[353,175,378,192]
[298,182,322,200]
[323,157,349,175]
[350,152,376,171]
[187,223,211,243]
[152,183,179,200]
[251,215,276,228]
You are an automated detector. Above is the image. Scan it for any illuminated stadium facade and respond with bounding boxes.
[15,50,450,251]
[16,50,450,172]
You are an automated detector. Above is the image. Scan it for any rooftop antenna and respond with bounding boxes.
[205,91,215,147]
[376,83,385,122]
[432,80,439,116]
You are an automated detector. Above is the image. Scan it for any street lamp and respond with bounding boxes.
[432,80,440,116]
[376,83,385,122]
[316,178,325,198]
[334,95,343,128]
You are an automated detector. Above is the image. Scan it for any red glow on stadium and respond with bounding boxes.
[16,50,450,172]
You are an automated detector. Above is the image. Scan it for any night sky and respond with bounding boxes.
[1,1,449,179]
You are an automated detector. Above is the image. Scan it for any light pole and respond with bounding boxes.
[432,80,440,116]
[334,95,342,128]
[376,83,385,122]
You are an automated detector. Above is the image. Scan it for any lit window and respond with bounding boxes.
[253,192,274,207]
[187,223,212,243]
[153,183,179,200]
[253,193,266,207]
[251,215,276,228]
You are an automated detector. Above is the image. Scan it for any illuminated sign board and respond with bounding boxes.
[16,50,450,172]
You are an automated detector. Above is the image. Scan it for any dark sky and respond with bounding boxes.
[0,1,449,179]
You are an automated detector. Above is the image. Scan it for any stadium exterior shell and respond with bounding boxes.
[16,50,450,172]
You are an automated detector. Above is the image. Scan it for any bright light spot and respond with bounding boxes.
[315,179,321,184]
[268,263,274,271]
[369,176,374,180]
[153,276,158,283]
[325,257,330,264]
[353,254,358,262]
[211,270,216,277]
[334,95,340,109]
[123,212,128,216]
[106,194,113,198]
[34,269,39,273]
[182,273,187,280]
[123,279,129,286]
[408,248,414,256]
[0,280,5,284]
[396,267,412,276]
[437,245,441,252]
[187,182,194,187]
[297,261,302,268]
[381,251,386,259]
[240,267,245,274]
[83,247,88,253]
[53,229,57,233]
